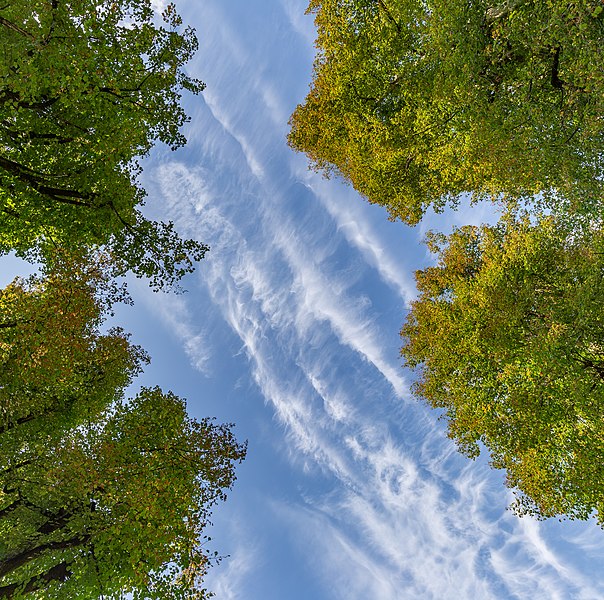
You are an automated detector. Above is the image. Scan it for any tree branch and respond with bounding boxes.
[0,535,90,579]
[375,0,401,31]
[0,16,35,40]
[0,561,71,599]
[0,155,93,207]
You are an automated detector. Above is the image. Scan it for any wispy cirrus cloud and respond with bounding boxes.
[203,517,260,600]
[297,175,419,306]
[136,290,212,375]
[150,150,604,599]
[138,2,604,598]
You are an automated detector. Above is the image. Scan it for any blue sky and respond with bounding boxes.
[3,0,604,598]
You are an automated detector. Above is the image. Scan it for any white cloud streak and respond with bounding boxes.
[151,147,604,598]
[203,518,260,600]
[138,2,604,598]
[136,290,212,375]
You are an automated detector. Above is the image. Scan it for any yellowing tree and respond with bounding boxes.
[0,388,246,599]
[289,0,604,223]
[0,249,146,440]
[401,213,604,523]
[0,251,246,598]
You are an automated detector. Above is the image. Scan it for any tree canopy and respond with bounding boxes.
[401,212,604,523]
[0,249,146,442]
[0,0,207,288]
[289,0,604,223]
[0,252,247,598]
[0,387,246,599]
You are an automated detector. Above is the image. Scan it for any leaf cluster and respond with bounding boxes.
[0,0,206,290]
[289,0,604,223]
[0,388,246,600]
[0,253,246,598]
[401,212,604,523]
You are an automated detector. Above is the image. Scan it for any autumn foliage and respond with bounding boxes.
[401,214,604,523]
[291,0,604,525]
[0,2,246,597]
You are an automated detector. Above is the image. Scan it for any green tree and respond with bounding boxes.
[401,212,604,523]
[0,248,146,440]
[0,0,207,288]
[0,387,246,599]
[289,0,604,224]
[0,249,247,597]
